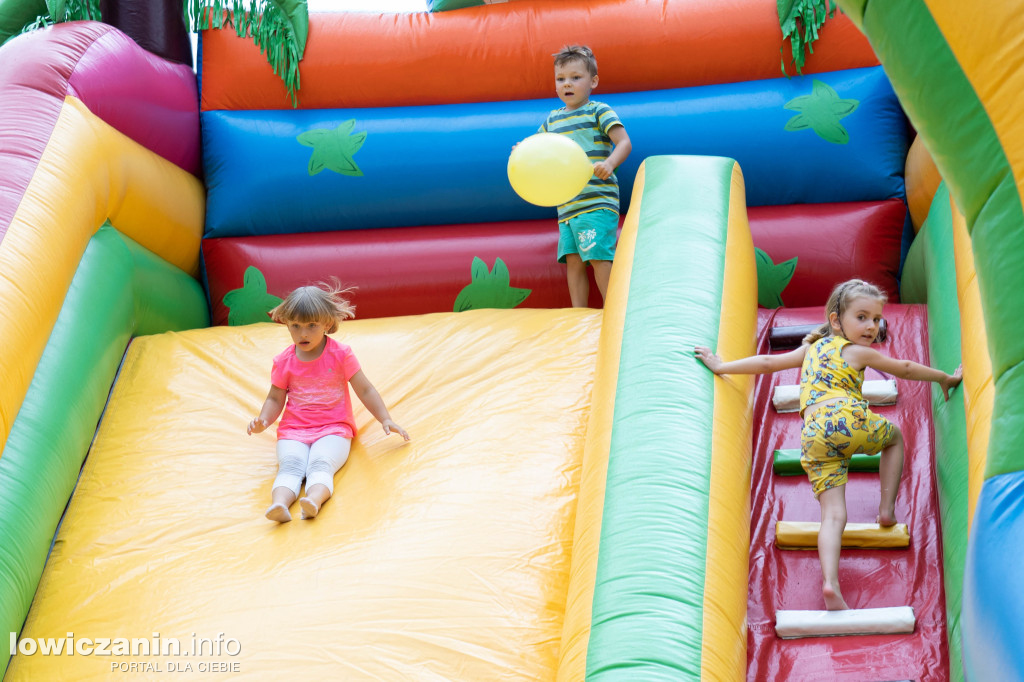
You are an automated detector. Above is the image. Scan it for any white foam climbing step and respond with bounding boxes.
[772,379,898,413]
[775,605,916,639]
[775,521,910,550]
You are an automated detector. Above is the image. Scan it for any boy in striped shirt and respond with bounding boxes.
[540,45,632,307]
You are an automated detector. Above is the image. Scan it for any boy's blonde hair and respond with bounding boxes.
[804,278,888,344]
[269,279,355,334]
[553,44,597,77]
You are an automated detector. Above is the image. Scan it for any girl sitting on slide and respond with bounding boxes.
[248,282,410,523]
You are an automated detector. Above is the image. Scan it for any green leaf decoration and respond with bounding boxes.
[778,0,837,76]
[297,120,367,176]
[4,0,99,44]
[471,256,488,280]
[428,0,486,11]
[783,79,859,144]
[454,257,531,312]
[222,266,284,325]
[184,0,309,107]
[46,0,67,22]
[755,248,797,308]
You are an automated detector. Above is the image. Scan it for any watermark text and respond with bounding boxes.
[10,632,241,658]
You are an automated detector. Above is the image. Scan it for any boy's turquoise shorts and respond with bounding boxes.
[557,209,618,264]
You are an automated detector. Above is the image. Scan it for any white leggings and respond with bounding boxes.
[273,435,352,498]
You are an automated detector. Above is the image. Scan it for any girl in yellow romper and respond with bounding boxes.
[695,279,962,611]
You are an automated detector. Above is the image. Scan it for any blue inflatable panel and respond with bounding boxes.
[202,67,910,238]
[963,471,1024,681]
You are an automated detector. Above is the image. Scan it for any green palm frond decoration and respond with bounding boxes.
[184,0,308,106]
[6,0,101,42]
[778,0,837,76]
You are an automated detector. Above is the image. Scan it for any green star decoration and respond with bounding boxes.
[783,80,859,144]
[755,248,798,308]
[454,257,531,312]
[297,120,367,176]
[222,266,284,325]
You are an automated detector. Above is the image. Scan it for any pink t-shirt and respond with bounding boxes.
[271,336,361,443]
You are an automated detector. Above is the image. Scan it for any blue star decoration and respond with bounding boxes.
[783,80,860,144]
[297,119,367,176]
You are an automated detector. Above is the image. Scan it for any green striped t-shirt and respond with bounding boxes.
[539,100,623,221]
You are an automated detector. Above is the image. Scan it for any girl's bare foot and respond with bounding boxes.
[876,509,898,527]
[299,497,320,519]
[265,503,291,523]
[823,583,849,611]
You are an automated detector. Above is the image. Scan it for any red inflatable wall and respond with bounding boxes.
[203,200,905,325]
[752,199,905,308]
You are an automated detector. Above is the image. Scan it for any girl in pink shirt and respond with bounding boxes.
[248,282,410,523]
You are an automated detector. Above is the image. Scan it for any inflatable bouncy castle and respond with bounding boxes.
[0,0,1019,679]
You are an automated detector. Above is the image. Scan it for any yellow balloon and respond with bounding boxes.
[507,133,594,207]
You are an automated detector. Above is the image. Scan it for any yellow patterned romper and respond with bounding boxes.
[799,336,894,496]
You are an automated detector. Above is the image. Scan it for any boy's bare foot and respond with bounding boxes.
[876,509,898,527]
[265,503,291,523]
[823,583,849,611]
[299,497,319,519]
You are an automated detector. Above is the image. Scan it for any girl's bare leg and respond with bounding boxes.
[877,425,904,527]
[817,485,849,610]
